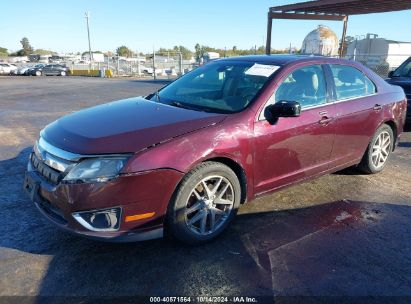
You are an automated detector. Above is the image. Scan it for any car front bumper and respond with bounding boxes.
[23,156,183,242]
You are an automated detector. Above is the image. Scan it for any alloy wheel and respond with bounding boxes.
[184,175,234,236]
[371,130,391,169]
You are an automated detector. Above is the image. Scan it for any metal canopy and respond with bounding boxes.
[266,0,411,56]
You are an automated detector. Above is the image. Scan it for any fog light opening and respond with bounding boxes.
[73,207,122,232]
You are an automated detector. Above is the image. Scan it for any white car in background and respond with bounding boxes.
[140,65,163,75]
[0,63,18,75]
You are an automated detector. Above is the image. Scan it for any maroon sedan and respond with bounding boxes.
[24,55,407,244]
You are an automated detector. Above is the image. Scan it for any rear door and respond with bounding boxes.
[253,64,337,194]
[54,65,63,75]
[327,64,380,166]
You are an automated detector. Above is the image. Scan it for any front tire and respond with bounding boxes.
[358,124,394,174]
[167,162,241,245]
[60,71,66,76]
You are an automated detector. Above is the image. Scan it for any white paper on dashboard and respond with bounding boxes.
[244,64,280,77]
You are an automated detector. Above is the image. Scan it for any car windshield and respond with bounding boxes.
[151,61,280,113]
[393,59,411,77]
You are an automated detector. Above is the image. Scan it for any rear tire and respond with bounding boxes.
[35,70,42,76]
[166,162,241,245]
[358,124,394,174]
[60,71,66,76]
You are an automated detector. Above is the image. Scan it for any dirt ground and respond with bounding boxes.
[0,76,410,302]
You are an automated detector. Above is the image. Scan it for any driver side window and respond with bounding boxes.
[275,65,327,108]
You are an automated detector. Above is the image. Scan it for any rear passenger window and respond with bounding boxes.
[330,65,376,100]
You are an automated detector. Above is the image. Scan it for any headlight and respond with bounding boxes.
[63,157,128,183]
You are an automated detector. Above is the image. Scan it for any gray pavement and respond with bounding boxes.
[0,76,410,301]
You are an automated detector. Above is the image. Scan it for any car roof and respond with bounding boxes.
[217,54,348,66]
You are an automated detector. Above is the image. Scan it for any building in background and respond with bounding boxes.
[301,25,339,56]
[82,52,105,63]
[202,52,220,63]
[346,34,411,72]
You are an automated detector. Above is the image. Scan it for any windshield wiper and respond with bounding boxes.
[170,101,191,109]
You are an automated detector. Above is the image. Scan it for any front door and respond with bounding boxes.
[253,64,336,195]
[43,65,52,75]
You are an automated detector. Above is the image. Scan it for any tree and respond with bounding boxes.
[194,43,202,61]
[0,47,8,57]
[116,46,133,57]
[34,49,55,55]
[173,45,193,60]
[20,37,33,56]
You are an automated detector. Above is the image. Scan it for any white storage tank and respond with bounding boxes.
[301,25,339,56]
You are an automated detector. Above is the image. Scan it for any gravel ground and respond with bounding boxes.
[0,76,410,302]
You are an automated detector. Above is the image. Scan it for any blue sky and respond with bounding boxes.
[1,0,410,54]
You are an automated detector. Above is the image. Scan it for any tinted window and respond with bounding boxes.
[330,65,376,100]
[393,59,411,77]
[275,65,327,108]
[154,61,279,113]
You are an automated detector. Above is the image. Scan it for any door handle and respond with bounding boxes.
[319,116,333,125]
[373,104,382,111]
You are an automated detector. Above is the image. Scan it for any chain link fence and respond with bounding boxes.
[64,51,197,79]
[72,52,406,79]
[2,52,410,79]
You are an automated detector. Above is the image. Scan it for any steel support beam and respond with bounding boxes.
[339,16,348,57]
[266,12,273,55]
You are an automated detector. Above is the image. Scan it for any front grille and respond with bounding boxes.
[31,153,62,184]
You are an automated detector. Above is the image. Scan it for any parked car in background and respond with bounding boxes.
[140,65,154,75]
[0,63,18,75]
[26,64,45,76]
[12,65,32,76]
[49,56,62,64]
[24,55,407,244]
[29,64,70,76]
[386,57,411,123]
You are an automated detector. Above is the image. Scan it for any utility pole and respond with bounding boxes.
[85,12,92,70]
[136,49,141,77]
[153,47,156,80]
[179,51,183,76]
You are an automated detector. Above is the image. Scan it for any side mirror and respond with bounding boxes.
[388,71,394,78]
[264,100,301,122]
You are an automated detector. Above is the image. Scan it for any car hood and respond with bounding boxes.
[42,97,227,155]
